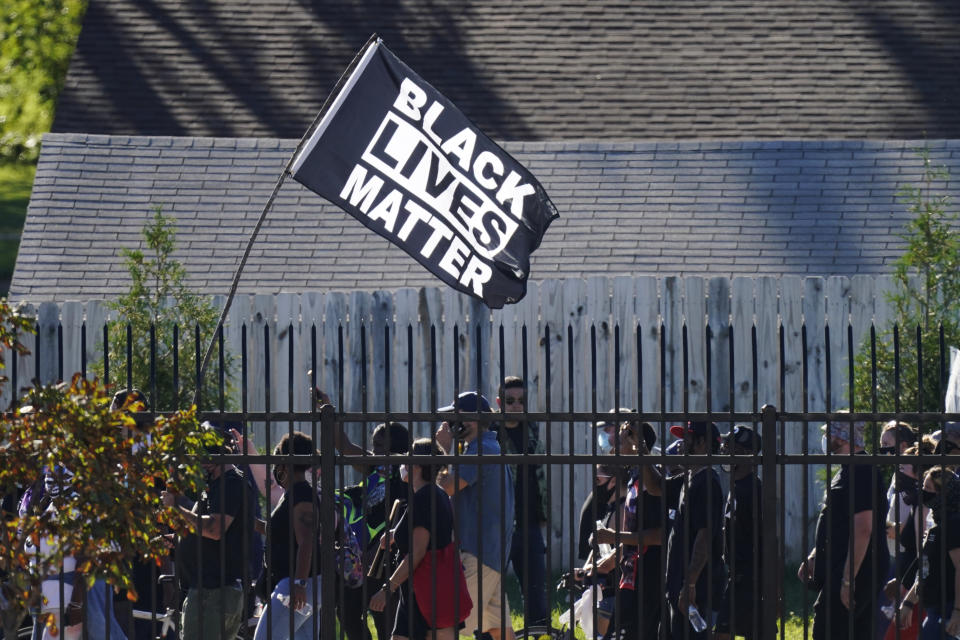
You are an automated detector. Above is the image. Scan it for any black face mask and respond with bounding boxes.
[896,472,918,492]
[921,489,939,510]
[878,446,896,455]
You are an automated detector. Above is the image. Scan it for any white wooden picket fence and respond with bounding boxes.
[5,274,905,563]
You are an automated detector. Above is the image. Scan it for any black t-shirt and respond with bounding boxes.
[621,471,663,591]
[665,467,725,602]
[725,474,762,582]
[267,480,322,588]
[812,456,889,594]
[578,480,615,561]
[920,513,960,611]
[177,467,253,589]
[394,484,454,556]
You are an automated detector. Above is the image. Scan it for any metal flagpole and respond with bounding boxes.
[193,33,381,406]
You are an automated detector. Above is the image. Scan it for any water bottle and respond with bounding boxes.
[688,605,708,633]
[277,593,312,616]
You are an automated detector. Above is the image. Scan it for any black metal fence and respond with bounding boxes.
[3,315,960,640]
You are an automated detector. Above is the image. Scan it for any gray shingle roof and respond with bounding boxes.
[52,0,960,140]
[11,134,960,302]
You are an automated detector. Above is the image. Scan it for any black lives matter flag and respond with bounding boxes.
[290,38,558,308]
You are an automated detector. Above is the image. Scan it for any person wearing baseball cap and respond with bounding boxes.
[798,413,890,640]
[641,420,724,638]
[435,391,515,640]
[715,425,766,640]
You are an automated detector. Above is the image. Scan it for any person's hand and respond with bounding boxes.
[290,582,307,611]
[797,555,813,584]
[946,609,960,637]
[160,490,176,509]
[839,580,851,610]
[436,421,453,453]
[679,583,696,612]
[379,529,395,550]
[897,604,914,630]
[369,588,387,612]
[310,384,331,408]
[594,527,616,545]
[883,578,900,601]
[229,428,256,455]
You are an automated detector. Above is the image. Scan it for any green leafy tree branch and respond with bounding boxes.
[0,0,86,161]
[0,296,221,637]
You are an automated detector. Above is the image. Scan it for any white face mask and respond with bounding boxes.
[400,464,409,483]
[821,434,829,455]
[597,431,614,454]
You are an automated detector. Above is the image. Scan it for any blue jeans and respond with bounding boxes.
[32,579,128,640]
[509,521,547,626]
[253,578,319,640]
[921,608,960,640]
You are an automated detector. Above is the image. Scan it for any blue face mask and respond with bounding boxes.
[597,431,614,454]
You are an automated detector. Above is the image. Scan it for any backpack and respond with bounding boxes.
[332,503,364,588]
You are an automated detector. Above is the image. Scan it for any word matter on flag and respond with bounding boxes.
[290,37,558,308]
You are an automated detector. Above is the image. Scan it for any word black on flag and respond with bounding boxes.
[290,38,558,308]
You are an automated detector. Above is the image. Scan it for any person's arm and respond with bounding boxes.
[437,471,470,496]
[161,490,235,540]
[370,527,430,612]
[684,528,710,599]
[897,579,920,629]
[231,428,284,508]
[289,500,318,611]
[179,505,235,539]
[840,510,873,607]
[595,526,641,546]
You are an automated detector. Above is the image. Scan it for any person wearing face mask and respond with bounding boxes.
[715,425,766,640]
[369,438,471,640]
[435,391,515,640]
[897,467,960,639]
[593,420,663,640]
[161,429,255,640]
[577,409,630,562]
[322,384,411,640]
[798,415,890,640]
[882,442,934,640]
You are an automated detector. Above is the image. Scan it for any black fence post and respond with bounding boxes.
[761,403,780,638]
[319,402,337,639]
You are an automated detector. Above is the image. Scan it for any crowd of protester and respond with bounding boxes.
[3,381,960,640]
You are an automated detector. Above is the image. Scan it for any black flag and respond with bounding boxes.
[290,38,558,308]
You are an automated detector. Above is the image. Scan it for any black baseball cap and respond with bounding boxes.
[723,424,762,452]
[439,391,492,413]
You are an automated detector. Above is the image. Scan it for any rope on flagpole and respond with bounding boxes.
[193,33,381,407]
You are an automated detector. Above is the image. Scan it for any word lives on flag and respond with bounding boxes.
[290,38,558,308]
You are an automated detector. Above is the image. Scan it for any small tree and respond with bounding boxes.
[95,207,235,410]
[0,301,218,637]
[854,148,960,422]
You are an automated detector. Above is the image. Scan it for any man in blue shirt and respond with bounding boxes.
[437,391,515,640]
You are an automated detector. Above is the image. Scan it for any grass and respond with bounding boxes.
[0,161,35,292]
[355,565,820,639]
